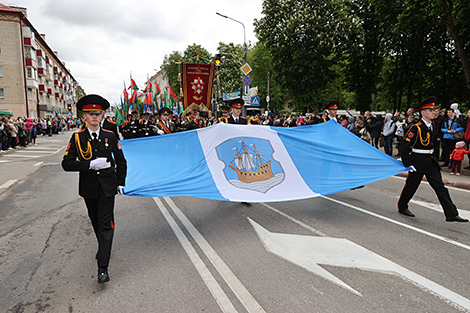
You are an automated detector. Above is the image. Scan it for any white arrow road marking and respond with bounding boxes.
[249,218,470,311]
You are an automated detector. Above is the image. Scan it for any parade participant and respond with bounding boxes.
[322,100,339,122]
[398,96,467,222]
[217,105,230,123]
[155,107,176,134]
[128,110,140,138]
[226,98,247,124]
[119,114,132,139]
[184,104,204,130]
[62,94,128,283]
[100,112,119,139]
[138,112,154,137]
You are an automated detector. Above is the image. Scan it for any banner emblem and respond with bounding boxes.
[216,137,285,193]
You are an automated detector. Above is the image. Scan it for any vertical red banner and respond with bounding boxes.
[181,63,215,111]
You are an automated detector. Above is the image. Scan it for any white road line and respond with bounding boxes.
[0,179,18,189]
[163,197,266,313]
[153,197,237,313]
[260,203,327,237]
[0,160,9,163]
[406,198,470,220]
[26,147,60,150]
[14,150,53,154]
[323,196,470,252]
[33,162,44,167]
[392,175,470,194]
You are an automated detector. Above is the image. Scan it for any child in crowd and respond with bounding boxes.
[450,141,470,176]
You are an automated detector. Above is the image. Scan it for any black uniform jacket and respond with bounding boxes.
[400,120,437,173]
[185,115,203,130]
[226,115,248,125]
[102,118,119,138]
[155,121,176,134]
[62,128,127,198]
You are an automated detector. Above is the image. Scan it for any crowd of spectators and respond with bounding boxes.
[0,116,83,154]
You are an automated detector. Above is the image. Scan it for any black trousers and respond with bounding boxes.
[442,138,456,165]
[398,165,458,218]
[84,196,115,268]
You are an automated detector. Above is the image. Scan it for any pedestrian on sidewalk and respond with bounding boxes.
[398,96,468,222]
[449,141,470,175]
[440,108,464,168]
[62,94,127,284]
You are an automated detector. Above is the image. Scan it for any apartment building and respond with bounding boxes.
[0,4,79,119]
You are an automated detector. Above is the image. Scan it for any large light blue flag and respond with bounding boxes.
[119,121,409,202]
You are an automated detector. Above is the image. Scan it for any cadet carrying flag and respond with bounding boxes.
[120,121,409,202]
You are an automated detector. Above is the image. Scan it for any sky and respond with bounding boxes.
[4,0,264,106]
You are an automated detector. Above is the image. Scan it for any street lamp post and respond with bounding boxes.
[216,12,248,117]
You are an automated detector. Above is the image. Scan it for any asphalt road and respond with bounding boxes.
[1,131,469,313]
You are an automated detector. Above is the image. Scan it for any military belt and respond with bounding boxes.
[412,148,434,154]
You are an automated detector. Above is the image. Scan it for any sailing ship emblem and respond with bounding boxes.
[216,138,284,193]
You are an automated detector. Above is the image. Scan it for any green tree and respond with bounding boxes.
[161,51,183,94]
[255,0,360,112]
[182,44,212,64]
[216,42,244,95]
[247,42,284,113]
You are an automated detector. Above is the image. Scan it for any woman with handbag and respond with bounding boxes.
[441,108,464,168]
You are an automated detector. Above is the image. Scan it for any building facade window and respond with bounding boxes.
[0,88,5,98]
[0,66,3,77]
[28,88,33,100]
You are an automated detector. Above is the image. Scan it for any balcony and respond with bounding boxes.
[53,66,58,73]
[36,50,45,58]
[38,68,46,77]
[55,92,60,98]
[39,84,47,93]
[45,57,51,65]
[47,88,53,95]
[27,78,39,89]
[25,58,37,68]
[54,79,59,86]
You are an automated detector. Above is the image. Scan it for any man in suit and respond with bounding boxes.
[62,94,128,283]
[398,96,467,222]
[155,107,176,134]
[226,98,248,124]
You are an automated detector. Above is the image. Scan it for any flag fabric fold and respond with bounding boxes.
[120,121,409,202]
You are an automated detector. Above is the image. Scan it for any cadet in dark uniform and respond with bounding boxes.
[155,107,176,134]
[398,96,468,222]
[218,105,230,123]
[184,104,204,130]
[100,112,119,139]
[62,94,128,283]
[138,112,154,137]
[226,98,247,124]
[322,100,339,122]
[128,110,140,138]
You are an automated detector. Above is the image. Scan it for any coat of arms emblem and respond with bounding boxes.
[216,137,284,193]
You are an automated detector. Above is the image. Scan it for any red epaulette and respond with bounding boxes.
[415,122,422,126]
[107,119,116,124]
[240,116,247,120]
[75,129,86,134]
[102,129,113,133]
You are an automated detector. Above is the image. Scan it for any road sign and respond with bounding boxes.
[240,63,252,75]
[251,96,260,106]
[243,76,252,86]
[266,95,270,103]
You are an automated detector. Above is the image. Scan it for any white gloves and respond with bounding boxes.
[89,157,111,170]
[157,129,164,135]
[117,186,124,195]
[408,165,417,173]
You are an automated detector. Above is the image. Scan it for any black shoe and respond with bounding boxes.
[398,209,415,217]
[464,166,470,170]
[241,202,251,206]
[441,163,448,167]
[445,216,469,222]
[98,267,109,283]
